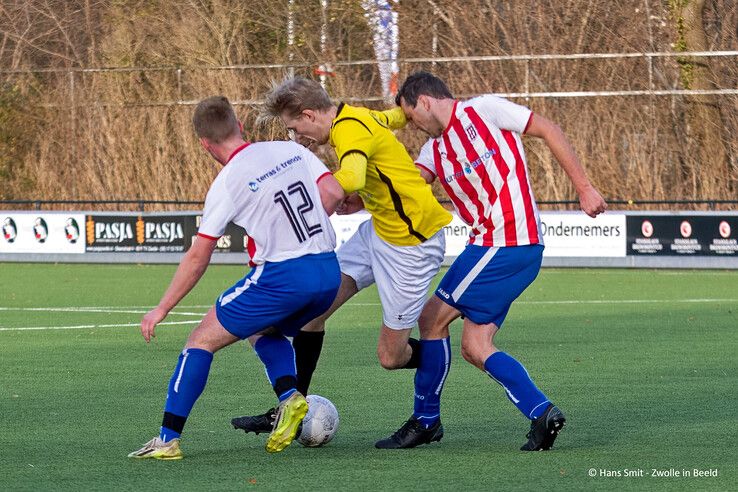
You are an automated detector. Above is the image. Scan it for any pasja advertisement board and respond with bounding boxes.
[85,215,189,252]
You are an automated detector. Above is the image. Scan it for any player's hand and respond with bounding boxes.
[336,193,364,215]
[578,185,607,218]
[141,306,168,343]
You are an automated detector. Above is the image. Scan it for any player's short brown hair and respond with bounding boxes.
[263,77,333,118]
[192,96,240,143]
[395,71,453,107]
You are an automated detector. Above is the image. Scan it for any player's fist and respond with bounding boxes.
[579,186,607,218]
[336,193,364,215]
[141,306,168,343]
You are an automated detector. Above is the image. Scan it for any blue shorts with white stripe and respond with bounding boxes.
[436,244,543,327]
[215,251,340,339]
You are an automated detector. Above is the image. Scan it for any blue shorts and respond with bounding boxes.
[436,244,544,327]
[215,252,341,339]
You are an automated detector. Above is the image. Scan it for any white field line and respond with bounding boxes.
[523,298,737,305]
[0,307,205,316]
[349,298,737,306]
[0,320,197,332]
[0,298,735,333]
[541,269,738,276]
[1,305,214,310]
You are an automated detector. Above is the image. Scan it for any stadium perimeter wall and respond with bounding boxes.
[1,210,737,269]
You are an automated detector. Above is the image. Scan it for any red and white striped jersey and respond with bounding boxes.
[198,141,336,265]
[415,95,543,247]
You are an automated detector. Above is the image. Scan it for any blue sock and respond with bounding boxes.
[484,351,550,420]
[254,335,298,402]
[413,337,451,428]
[160,348,214,442]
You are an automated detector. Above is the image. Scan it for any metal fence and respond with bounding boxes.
[2,50,736,211]
[2,50,737,106]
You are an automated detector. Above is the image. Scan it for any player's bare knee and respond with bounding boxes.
[428,323,449,340]
[417,310,434,338]
[419,321,445,342]
[184,335,218,353]
[185,312,237,353]
[460,341,486,370]
[377,348,405,370]
[379,358,404,370]
[460,344,476,365]
[418,299,453,339]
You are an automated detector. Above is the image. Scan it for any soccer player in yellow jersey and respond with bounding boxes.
[231,77,452,439]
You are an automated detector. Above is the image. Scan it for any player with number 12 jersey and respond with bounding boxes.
[129,96,344,460]
[197,140,341,339]
[198,140,336,266]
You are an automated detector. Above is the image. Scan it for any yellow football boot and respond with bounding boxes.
[265,392,308,453]
[128,437,183,460]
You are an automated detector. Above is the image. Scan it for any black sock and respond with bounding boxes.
[161,412,187,437]
[273,375,298,400]
[293,330,325,395]
[402,337,421,369]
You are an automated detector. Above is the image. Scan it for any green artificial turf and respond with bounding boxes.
[1,264,736,491]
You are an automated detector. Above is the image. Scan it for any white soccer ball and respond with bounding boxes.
[297,394,339,447]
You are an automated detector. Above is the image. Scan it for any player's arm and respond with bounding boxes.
[415,164,435,184]
[317,173,346,215]
[414,139,437,185]
[140,236,217,342]
[524,114,607,218]
[333,151,368,193]
[332,118,374,193]
[374,106,408,130]
[301,145,346,215]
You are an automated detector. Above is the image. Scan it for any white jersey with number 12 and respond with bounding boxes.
[197,141,336,265]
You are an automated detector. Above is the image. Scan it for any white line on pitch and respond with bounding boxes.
[0,305,213,310]
[521,298,738,305]
[345,298,737,306]
[0,307,205,316]
[1,298,734,332]
[0,320,198,332]
[0,299,735,315]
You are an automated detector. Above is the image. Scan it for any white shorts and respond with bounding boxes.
[337,219,446,330]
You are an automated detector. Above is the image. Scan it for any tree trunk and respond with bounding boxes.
[673,0,729,198]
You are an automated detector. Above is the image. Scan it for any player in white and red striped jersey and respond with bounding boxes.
[375,72,606,451]
[129,96,345,460]
[413,93,543,248]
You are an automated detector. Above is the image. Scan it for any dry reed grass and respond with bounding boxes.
[0,0,736,210]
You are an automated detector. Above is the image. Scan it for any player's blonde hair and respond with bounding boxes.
[262,77,333,119]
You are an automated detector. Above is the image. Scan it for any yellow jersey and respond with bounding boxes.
[330,103,451,246]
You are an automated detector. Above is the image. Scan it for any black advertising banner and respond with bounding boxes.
[138,216,188,252]
[86,215,190,252]
[627,215,738,256]
[185,215,247,254]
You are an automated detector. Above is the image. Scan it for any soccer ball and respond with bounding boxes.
[297,394,339,447]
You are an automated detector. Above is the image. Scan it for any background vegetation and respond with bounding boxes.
[0,0,736,208]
